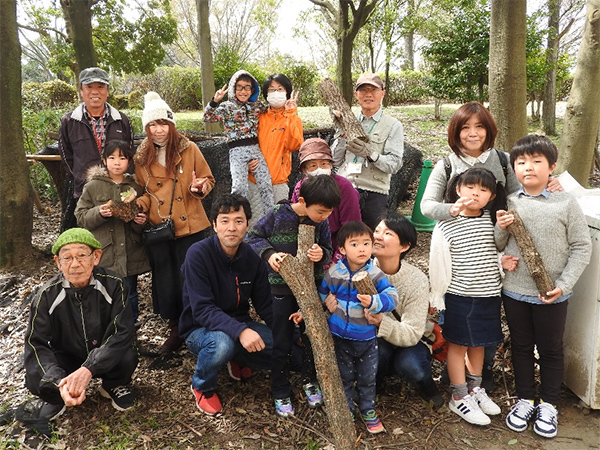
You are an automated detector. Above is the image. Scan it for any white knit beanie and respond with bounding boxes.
[142,91,176,128]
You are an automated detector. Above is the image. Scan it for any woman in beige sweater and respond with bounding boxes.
[365,212,443,409]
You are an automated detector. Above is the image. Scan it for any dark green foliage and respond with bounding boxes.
[422,1,490,102]
[22,80,77,110]
[120,67,203,111]
[212,46,267,97]
[109,94,130,110]
[386,71,429,105]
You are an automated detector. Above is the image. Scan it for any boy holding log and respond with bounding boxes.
[298,221,398,434]
[247,174,341,418]
[496,135,591,439]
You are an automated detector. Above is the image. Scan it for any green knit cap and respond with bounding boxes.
[52,228,101,255]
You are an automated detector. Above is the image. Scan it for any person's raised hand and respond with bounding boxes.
[449,196,474,217]
[496,210,514,230]
[285,91,299,110]
[191,170,209,195]
[306,243,323,262]
[346,138,370,159]
[238,328,265,352]
[213,84,228,103]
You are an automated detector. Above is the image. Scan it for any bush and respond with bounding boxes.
[22,80,78,110]
[119,67,202,111]
[109,93,130,110]
[385,71,429,105]
[128,90,144,109]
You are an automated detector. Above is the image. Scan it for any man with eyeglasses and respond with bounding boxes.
[332,73,404,231]
[24,228,138,423]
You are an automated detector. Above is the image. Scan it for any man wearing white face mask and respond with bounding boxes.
[248,74,304,223]
[291,138,361,263]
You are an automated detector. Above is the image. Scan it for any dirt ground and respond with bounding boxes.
[1,191,599,450]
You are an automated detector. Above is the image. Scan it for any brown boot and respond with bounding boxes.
[159,319,183,353]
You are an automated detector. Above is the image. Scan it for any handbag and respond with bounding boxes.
[143,164,179,244]
[143,218,175,244]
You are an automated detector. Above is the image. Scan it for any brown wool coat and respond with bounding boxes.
[134,136,215,238]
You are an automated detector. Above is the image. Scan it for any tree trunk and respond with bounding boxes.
[403,0,415,70]
[337,31,356,105]
[0,0,33,267]
[558,0,600,185]
[60,0,96,75]
[196,0,221,133]
[504,210,554,297]
[319,78,368,143]
[488,0,528,152]
[278,225,356,449]
[542,0,561,136]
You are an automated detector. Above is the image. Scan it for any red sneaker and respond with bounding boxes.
[191,386,222,415]
[227,361,253,381]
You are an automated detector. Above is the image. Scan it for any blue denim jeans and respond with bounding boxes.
[333,336,378,414]
[185,321,273,392]
[377,337,432,385]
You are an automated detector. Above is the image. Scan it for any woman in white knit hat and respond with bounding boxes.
[135,92,215,353]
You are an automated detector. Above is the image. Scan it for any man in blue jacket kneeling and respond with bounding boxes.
[179,194,274,416]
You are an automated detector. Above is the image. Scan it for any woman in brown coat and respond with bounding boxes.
[135,92,215,352]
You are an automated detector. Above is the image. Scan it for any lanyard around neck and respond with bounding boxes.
[91,116,104,153]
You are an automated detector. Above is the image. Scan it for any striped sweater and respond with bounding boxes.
[319,258,398,341]
[429,210,501,308]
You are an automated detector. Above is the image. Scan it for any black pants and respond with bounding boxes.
[271,294,317,399]
[503,295,568,405]
[26,346,138,406]
[145,230,208,320]
[357,189,388,231]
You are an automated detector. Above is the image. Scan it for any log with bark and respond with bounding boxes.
[278,224,356,449]
[106,188,140,222]
[351,270,378,296]
[504,209,554,296]
[318,78,368,144]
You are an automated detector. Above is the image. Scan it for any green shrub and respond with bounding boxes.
[385,71,430,105]
[119,67,202,111]
[128,90,144,109]
[109,93,129,109]
[22,80,77,110]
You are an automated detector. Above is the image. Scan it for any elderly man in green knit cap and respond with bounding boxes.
[24,228,138,421]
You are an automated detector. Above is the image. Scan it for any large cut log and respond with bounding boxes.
[278,224,356,449]
[504,209,554,296]
[318,78,368,144]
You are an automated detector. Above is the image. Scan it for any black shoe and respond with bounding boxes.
[39,402,66,421]
[99,385,136,411]
[481,367,496,392]
[418,379,444,410]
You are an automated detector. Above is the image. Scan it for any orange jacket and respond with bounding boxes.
[250,107,304,185]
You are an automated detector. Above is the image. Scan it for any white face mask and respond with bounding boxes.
[307,167,332,177]
[267,91,287,109]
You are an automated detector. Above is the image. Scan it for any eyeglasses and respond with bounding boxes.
[58,252,94,265]
[357,86,382,93]
[235,85,252,92]
[267,87,286,93]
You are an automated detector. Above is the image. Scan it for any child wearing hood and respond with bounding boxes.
[203,70,274,212]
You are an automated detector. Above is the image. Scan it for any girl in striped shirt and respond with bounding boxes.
[429,168,506,426]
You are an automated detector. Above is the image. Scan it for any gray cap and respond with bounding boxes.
[79,67,109,86]
[355,73,384,91]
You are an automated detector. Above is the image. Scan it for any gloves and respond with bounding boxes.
[346,138,370,159]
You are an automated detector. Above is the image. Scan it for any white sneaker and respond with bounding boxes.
[449,394,491,426]
[533,402,558,438]
[470,386,501,416]
[506,398,536,432]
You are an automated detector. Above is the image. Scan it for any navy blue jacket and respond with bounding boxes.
[179,234,274,340]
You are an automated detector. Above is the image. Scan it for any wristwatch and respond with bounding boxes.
[367,152,380,162]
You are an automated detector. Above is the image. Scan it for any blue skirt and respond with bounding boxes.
[442,293,503,347]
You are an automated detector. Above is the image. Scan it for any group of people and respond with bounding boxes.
[23,67,592,441]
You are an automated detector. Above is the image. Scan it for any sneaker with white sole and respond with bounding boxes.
[533,402,558,438]
[302,382,324,408]
[449,394,491,425]
[274,397,294,418]
[506,398,536,432]
[470,387,501,416]
[99,385,136,411]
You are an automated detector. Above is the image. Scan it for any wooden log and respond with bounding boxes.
[318,78,368,144]
[504,209,555,296]
[351,270,378,296]
[278,224,356,449]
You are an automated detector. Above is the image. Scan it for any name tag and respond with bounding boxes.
[347,162,363,175]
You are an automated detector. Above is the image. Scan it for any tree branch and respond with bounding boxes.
[17,22,69,41]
